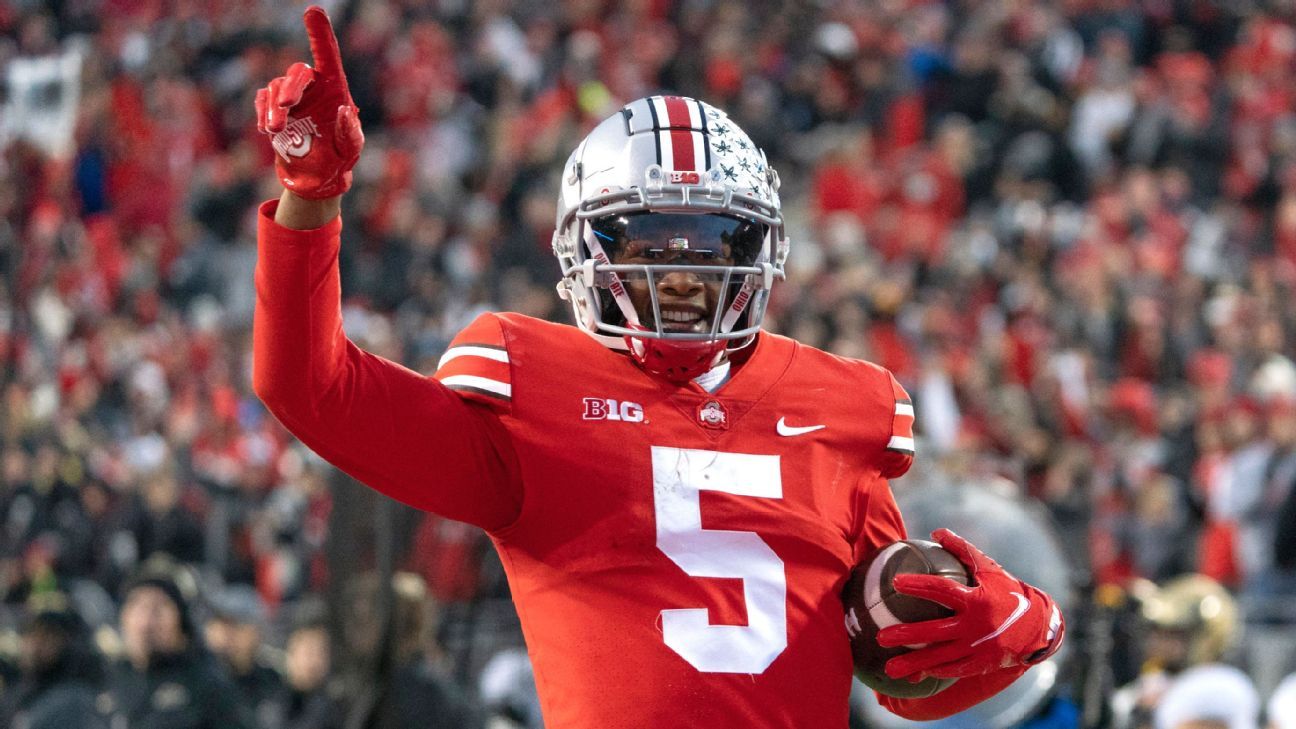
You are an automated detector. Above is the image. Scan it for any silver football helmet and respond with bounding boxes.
[552,95,788,380]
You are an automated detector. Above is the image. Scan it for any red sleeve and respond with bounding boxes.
[879,665,1030,720]
[252,200,522,531]
[852,475,908,564]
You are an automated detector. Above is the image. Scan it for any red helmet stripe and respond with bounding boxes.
[663,95,698,172]
[669,129,696,170]
[662,95,693,128]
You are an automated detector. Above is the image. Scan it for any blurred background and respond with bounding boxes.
[3,0,1296,727]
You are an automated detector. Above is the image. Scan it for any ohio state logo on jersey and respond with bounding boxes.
[696,400,728,430]
[271,116,320,159]
[582,397,645,423]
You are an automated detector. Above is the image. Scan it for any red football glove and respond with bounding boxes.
[254,6,363,199]
[877,528,1064,681]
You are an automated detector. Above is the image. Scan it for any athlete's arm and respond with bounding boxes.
[880,665,1031,720]
[251,7,522,531]
[274,192,338,230]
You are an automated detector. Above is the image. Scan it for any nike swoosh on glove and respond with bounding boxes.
[254,6,364,199]
[876,528,1065,681]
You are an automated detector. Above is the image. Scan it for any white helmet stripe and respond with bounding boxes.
[693,98,711,170]
[650,96,672,169]
[692,131,707,176]
[658,126,675,171]
[643,98,664,167]
[685,98,703,129]
[649,95,670,124]
[685,97,706,171]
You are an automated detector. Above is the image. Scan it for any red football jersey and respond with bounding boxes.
[252,201,1029,728]
[433,311,913,728]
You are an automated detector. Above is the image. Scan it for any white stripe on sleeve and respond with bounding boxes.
[887,435,915,452]
[438,375,512,398]
[438,346,509,370]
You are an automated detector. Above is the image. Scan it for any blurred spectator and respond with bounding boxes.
[1153,664,1259,729]
[478,648,542,729]
[1232,399,1296,595]
[364,573,483,729]
[105,558,251,729]
[118,460,206,569]
[1269,673,1296,729]
[280,602,343,729]
[204,583,285,727]
[0,596,106,729]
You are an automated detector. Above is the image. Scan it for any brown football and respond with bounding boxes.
[842,539,971,698]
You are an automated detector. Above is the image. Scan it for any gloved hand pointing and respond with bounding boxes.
[255,6,364,200]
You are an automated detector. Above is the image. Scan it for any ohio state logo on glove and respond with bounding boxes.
[271,117,320,159]
[255,6,364,200]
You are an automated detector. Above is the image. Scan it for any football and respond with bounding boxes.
[843,539,971,698]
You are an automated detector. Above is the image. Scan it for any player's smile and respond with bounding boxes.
[659,305,708,332]
[627,271,718,334]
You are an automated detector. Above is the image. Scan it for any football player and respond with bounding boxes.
[252,8,1064,727]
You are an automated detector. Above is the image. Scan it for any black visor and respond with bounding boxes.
[590,213,766,267]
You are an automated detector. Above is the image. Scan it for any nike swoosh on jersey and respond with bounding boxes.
[970,592,1031,647]
[776,417,825,437]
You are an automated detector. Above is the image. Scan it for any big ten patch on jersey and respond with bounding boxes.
[582,397,646,423]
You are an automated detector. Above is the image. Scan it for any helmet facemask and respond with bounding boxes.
[586,212,765,335]
[576,212,770,381]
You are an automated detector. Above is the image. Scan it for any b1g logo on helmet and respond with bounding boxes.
[272,116,320,159]
[583,398,645,423]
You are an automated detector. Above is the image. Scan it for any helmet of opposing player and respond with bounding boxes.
[1136,573,1238,671]
[553,96,788,382]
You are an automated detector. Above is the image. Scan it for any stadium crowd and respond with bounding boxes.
[5,0,1296,726]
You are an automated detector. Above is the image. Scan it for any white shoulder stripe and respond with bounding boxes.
[895,402,915,418]
[887,436,915,452]
[438,346,509,369]
[439,375,512,398]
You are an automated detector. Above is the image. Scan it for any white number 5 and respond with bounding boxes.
[652,446,787,673]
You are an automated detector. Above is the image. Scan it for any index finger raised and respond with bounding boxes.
[303,6,345,82]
